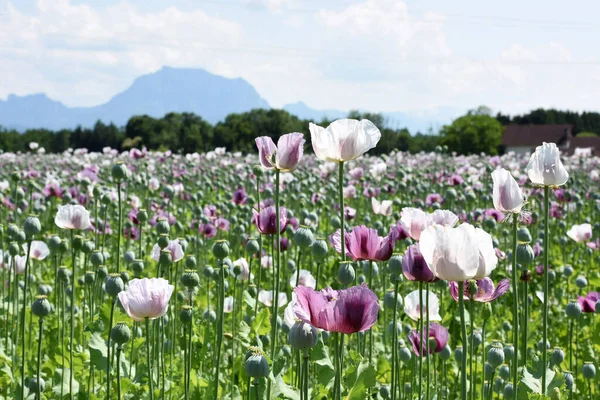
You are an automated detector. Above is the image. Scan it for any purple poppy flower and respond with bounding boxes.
[344,206,357,221]
[533,241,542,257]
[255,133,305,172]
[330,225,398,262]
[425,193,443,206]
[233,188,247,205]
[199,223,217,239]
[124,226,140,240]
[312,193,323,204]
[394,222,410,241]
[402,243,437,282]
[449,278,510,302]
[215,217,230,232]
[408,322,449,357]
[448,174,464,186]
[578,292,600,313]
[252,206,288,235]
[293,283,379,334]
[485,208,505,223]
[204,205,218,218]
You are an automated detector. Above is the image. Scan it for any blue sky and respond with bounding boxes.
[2,0,600,116]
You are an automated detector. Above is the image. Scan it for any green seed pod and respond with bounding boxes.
[58,239,70,254]
[84,271,95,286]
[245,238,260,254]
[111,162,129,181]
[551,347,565,366]
[23,215,41,238]
[180,306,193,324]
[159,249,172,266]
[120,271,130,284]
[288,321,319,350]
[137,209,148,223]
[48,235,62,251]
[337,262,355,286]
[8,242,20,257]
[565,300,582,319]
[185,255,197,269]
[388,254,402,275]
[293,226,315,249]
[32,295,52,318]
[245,353,269,378]
[212,240,230,259]
[131,260,144,276]
[156,219,170,235]
[110,323,131,346]
[311,239,328,260]
[398,346,412,363]
[72,235,84,251]
[181,270,200,289]
[105,274,125,297]
[157,234,170,249]
[439,345,451,361]
[90,250,105,266]
[516,227,532,243]
[97,266,108,280]
[516,244,535,266]
[57,266,71,283]
[487,342,505,368]
[582,362,596,379]
[82,240,95,255]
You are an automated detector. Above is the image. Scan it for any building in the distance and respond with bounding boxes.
[501,124,600,156]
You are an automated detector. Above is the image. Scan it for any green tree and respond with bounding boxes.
[440,110,503,155]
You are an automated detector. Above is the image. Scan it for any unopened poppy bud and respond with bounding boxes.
[482,303,492,320]
[454,346,463,361]
[32,295,52,318]
[384,290,401,310]
[467,280,478,297]
[58,239,69,254]
[111,162,129,181]
[48,235,61,251]
[499,364,510,380]
[123,251,135,264]
[388,254,402,275]
[575,276,587,288]
[337,262,355,286]
[503,384,514,399]
[288,321,318,350]
[8,242,20,257]
[90,250,104,266]
[563,371,574,389]
[131,260,144,276]
[503,344,514,360]
[111,323,131,346]
[23,215,41,238]
[120,271,130,284]
[294,227,315,249]
[212,240,230,259]
[398,346,412,362]
[180,306,193,324]
[203,309,216,322]
[551,347,565,366]
[37,284,52,296]
[487,342,505,368]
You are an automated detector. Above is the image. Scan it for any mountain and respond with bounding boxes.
[0,67,270,130]
[0,66,459,132]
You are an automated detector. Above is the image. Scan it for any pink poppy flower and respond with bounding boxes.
[449,278,510,303]
[408,322,449,357]
[293,283,379,334]
[577,292,599,313]
[330,225,398,262]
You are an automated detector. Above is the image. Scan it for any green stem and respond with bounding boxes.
[458,281,468,400]
[146,318,154,400]
[426,283,430,400]
[69,230,76,400]
[511,214,519,399]
[541,186,549,393]
[107,298,116,399]
[36,318,43,400]
[267,169,281,400]
[116,346,122,400]
[116,182,122,273]
[469,299,474,400]
[339,161,346,260]
[214,260,225,400]
[391,280,399,400]
[20,237,32,399]
[368,260,373,364]
[303,352,309,400]
[418,281,424,400]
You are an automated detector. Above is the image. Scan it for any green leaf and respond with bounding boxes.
[272,356,286,378]
[310,340,335,386]
[0,363,13,382]
[251,308,271,336]
[88,332,108,370]
[345,357,376,400]
[243,290,256,309]
[520,366,563,395]
[52,368,80,396]
[272,374,300,400]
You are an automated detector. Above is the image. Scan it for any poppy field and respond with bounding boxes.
[0,119,599,400]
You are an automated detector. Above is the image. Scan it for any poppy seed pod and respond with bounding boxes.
[398,346,412,363]
[90,250,105,266]
[105,274,125,297]
[32,295,52,318]
[57,266,71,282]
[97,266,108,280]
[131,260,144,276]
[111,162,129,181]
[157,234,170,250]
[294,227,315,249]
[516,244,535,266]
[72,235,84,251]
[181,270,200,289]
[245,239,260,254]
[582,362,596,379]
[245,353,269,378]
[123,250,135,264]
[120,271,130,284]
[499,364,510,380]
[288,321,319,350]
[384,290,402,310]
[23,215,41,238]
[58,239,69,254]
[137,209,148,223]
[575,276,588,288]
[487,342,505,368]
[551,347,565,366]
[180,306,193,324]
[503,344,514,360]
[454,346,463,362]
[311,239,328,260]
[156,219,170,235]
[388,254,403,275]
[337,262,355,286]
[84,271,95,286]
[159,249,172,266]
[212,240,230,259]
[48,235,61,250]
[203,309,217,322]
[185,256,197,269]
[503,384,514,399]
[8,242,20,257]
[110,323,131,346]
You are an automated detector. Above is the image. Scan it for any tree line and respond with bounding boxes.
[0,107,598,155]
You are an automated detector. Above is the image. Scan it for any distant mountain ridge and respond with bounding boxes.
[0,66,458,132]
